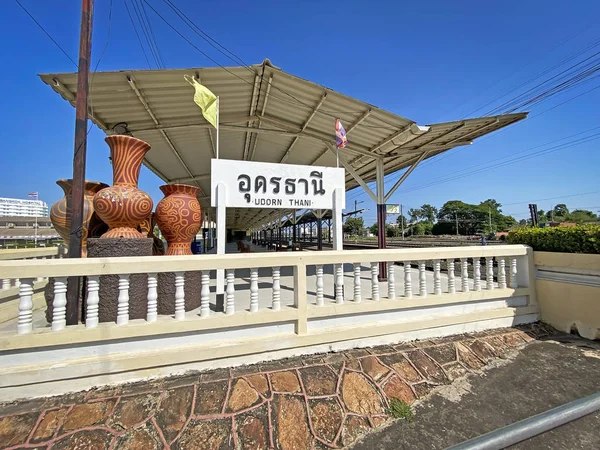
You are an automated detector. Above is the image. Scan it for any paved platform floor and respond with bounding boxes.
[0,324,556,449]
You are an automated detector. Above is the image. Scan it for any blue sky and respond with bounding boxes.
[1,0,599,225]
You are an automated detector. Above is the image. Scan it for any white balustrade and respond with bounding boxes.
[388,262,396,300]
[433,260,442,295]
[272,267,281,311]
[404,261,412,298]
[335,264,344,304]
[461,258,469,292]
[250,268,259,313]
[486,257,494,290]
[315,265,324,306]
[15,279,21,288]
[146,273,158,322]
[35,258,44,282]
[498,257,507,289]
[17,278,34,335]
[200,271,210,317]
[226,269,235,315]
[371,262,380,301]
[353,263,361,302]
[2,278,10,290]
[418,261,427,297]
[473,258,482,291]
[116,274,130,325]
[447,259,456,294]
[86,276,100,328]
[174,272,186,320]
[510,257,518,289]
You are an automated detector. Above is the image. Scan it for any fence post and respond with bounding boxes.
[294,262,307,335]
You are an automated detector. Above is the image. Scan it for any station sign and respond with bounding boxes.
[211,159,346,209]
[386,204,400,214]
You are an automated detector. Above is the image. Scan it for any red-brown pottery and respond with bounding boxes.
[155,184,201,255]
[50,179,108,257]
[93,135,153,238]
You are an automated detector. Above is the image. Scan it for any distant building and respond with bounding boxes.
[0,197,48,217]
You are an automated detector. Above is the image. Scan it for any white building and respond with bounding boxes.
[0,197,49,217]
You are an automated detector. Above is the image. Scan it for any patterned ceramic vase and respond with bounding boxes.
[139,213,165,255]
[50,179,109,257]
[155,184,201,256]
[93,135,153,238]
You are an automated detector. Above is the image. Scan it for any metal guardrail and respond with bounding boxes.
[446,391,600,450]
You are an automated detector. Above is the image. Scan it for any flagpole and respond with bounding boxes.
[216,96,220,159]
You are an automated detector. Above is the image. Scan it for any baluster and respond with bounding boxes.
[146,273,158,322]
[272,267,281,311]
[117,274,130,325]
[200,270,210,317]
[2,278,10,290]
[353,263,361,303]
[447,259,456,294]
[15,279,21,288]
[250,268,259,313]
[388,262,396,300]
[510,257,518,289]
[498,258,507,289]
[433,260,442,295]
[486,257,494,290]
[315,265,324,306]
[174,272,185,320]
[473,258,481,291]
[226,269,235,314]
[86,276,100,328]
[50,277,67,331]
[370,262,379,301]
[404,261,412,298]
[17,278,34,334]
[461,258,470,292]
[418,261,427,297]
[335,264,344,304]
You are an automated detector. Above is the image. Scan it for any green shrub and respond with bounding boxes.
[508,225,600,254]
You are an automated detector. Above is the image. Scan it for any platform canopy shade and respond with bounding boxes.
[39,59,527,230]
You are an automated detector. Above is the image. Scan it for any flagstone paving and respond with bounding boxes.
[0,323,554,450]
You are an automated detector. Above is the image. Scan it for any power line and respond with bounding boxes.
[137,0,166,67]
[141,0,401,130]
[14,0,78,68]
[124,0,152,68]
[502,190,600,206]
[130,0,163,68]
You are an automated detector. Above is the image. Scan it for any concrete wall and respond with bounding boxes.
[535,252,600,340]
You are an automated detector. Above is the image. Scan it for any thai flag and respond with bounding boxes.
[28,192,38,200]
[335,119,348,149]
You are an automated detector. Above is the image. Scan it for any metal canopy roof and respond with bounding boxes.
[39,59,527,230]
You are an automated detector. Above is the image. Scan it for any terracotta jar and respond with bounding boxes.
[155,184,201,255]
[93,135,153,238]
[139,213,165,255]
[50,179,108,257]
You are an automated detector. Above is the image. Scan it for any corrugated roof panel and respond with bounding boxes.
[39,60,527,228]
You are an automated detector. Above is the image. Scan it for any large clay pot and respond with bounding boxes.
[93,135,153,238]
[155,184,201,255]
[49,179,108,257]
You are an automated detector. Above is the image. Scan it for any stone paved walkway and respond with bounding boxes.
[0,324,552,450]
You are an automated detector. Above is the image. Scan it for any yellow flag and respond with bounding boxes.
[184,75,218,128]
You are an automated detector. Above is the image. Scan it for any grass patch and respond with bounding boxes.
[387,398,414,421]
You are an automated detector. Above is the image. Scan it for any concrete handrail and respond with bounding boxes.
[0,247,64,261]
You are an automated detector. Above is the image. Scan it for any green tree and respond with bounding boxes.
[420,204,438,223]
[553,204,569,218]
[566,209,598,224]
[344,217,364,236]
[386,224,401,237]
[369,223,379,236]
[396,214,408,229]
[407,208,422,223]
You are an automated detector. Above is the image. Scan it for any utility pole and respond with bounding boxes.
[400,204,404,240]
[455,212,459,236]
[66,0,94,326]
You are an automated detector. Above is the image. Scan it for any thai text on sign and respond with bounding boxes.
[211,159,346,209]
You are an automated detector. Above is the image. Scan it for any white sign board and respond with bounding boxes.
[386,204,400,214]
[211,159,346,209]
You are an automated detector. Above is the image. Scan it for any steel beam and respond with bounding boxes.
[248,75,273,161]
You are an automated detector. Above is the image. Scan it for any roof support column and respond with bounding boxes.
[376,158,387,281]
